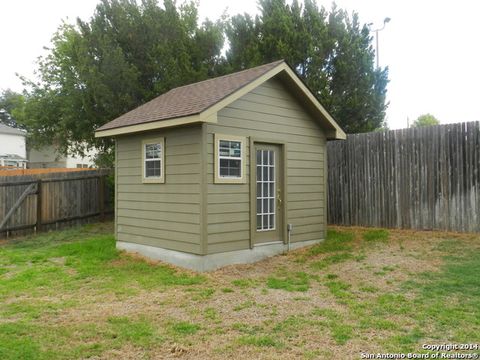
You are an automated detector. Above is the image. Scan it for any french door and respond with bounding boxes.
[254,143,283,244]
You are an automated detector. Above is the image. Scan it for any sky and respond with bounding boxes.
[0,0,479,130]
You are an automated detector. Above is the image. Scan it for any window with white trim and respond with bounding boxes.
[219,140,242,177]
[214,134,246,184]
[142,138,165,183]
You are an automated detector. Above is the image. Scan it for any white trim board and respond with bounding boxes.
[95,62,346,140]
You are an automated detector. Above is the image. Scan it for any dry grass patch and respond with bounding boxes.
[1,223,479,359]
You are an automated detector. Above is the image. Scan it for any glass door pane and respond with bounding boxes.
[256,149,275,231]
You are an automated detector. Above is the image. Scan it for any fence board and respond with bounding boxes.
[327,121,480,232]
[0,169,113,238]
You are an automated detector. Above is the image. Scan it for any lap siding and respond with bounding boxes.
[206,77,327,254]
[116,126,202,254]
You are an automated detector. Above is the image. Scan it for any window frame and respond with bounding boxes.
[214,133,246,184]
[141,137,165,184]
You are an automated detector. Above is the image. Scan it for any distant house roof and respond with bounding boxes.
[0,154,27,160]
[0,123,26,136]
[96,60,346,140]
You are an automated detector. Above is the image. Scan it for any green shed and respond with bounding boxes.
[95,60,346,271]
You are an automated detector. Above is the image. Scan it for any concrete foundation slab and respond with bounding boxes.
[116,239,324,272]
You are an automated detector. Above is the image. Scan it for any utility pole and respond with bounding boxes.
[371,17,391,68]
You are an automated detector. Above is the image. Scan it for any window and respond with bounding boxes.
[219,140,241,177]
[145,144,161,177]
[142,137,165,183]
[214,134,246,184]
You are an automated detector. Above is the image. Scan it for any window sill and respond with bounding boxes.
[214,177,246,184]
[142,177,165,184]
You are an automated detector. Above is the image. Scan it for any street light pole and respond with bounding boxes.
[372,17,391,68]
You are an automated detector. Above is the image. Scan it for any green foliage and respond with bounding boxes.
[310,252,353,269]
[0,322,40,360]
[0,224,203,300]
[226,0,389,133]
[13,0,388,158]
[232,323,264,335]
[307,230,354,256]
[107,317,157,346]
[310,307,338,319]
[170,321,200,335]
[203,307,219,321]
[272,315,307,337]
[359,317,397,330]
[418,253,480,298]
[359,284,378,293]
[266,271,310,292]
[387,328,424,351]
[94,148,115,168]
[17,0,225,157]
[331,323,353,345]
[374,294,411,315]
[325,280,352,299]
[310,307,353,345]
[412,113,440,127]
[238,335,283,348]
[0,89,25,129]
[3,224,480,358]
[233,300,256,311]
[191,288,215,300]
[363,229,389,242]
[231,278,259,288]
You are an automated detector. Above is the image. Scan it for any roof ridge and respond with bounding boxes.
[114,59,284,115]
[96,59,287,132]
[170,59,284,92]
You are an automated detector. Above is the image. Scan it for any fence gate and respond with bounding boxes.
[0,169,112,238]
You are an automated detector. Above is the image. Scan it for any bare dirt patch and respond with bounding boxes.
[4,225,479,359]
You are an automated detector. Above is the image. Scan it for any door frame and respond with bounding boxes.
[249,137,288,249]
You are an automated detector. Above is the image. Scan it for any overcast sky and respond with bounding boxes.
[0,0,479,130]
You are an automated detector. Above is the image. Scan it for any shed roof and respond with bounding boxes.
[0,124,27,136]
[96,60,346,140]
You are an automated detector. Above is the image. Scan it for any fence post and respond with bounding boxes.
[36,180,42,232]
[98,176,105,222]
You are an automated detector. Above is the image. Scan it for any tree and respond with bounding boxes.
[225,0,389,133]
[17,0,225,157]
[16,0,389,163]
[411,114,440,127]
[0,89,25,129]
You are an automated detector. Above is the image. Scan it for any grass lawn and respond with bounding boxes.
[1,223,479,359]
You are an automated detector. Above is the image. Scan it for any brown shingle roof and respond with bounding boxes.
[97,60,284,131]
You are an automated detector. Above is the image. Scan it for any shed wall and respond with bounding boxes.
[116,125,202,254]
[206,77,327,254]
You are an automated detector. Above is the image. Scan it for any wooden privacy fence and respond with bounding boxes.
[0,169,113,238]
[327,121,480,232]
[0,167,96,176]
